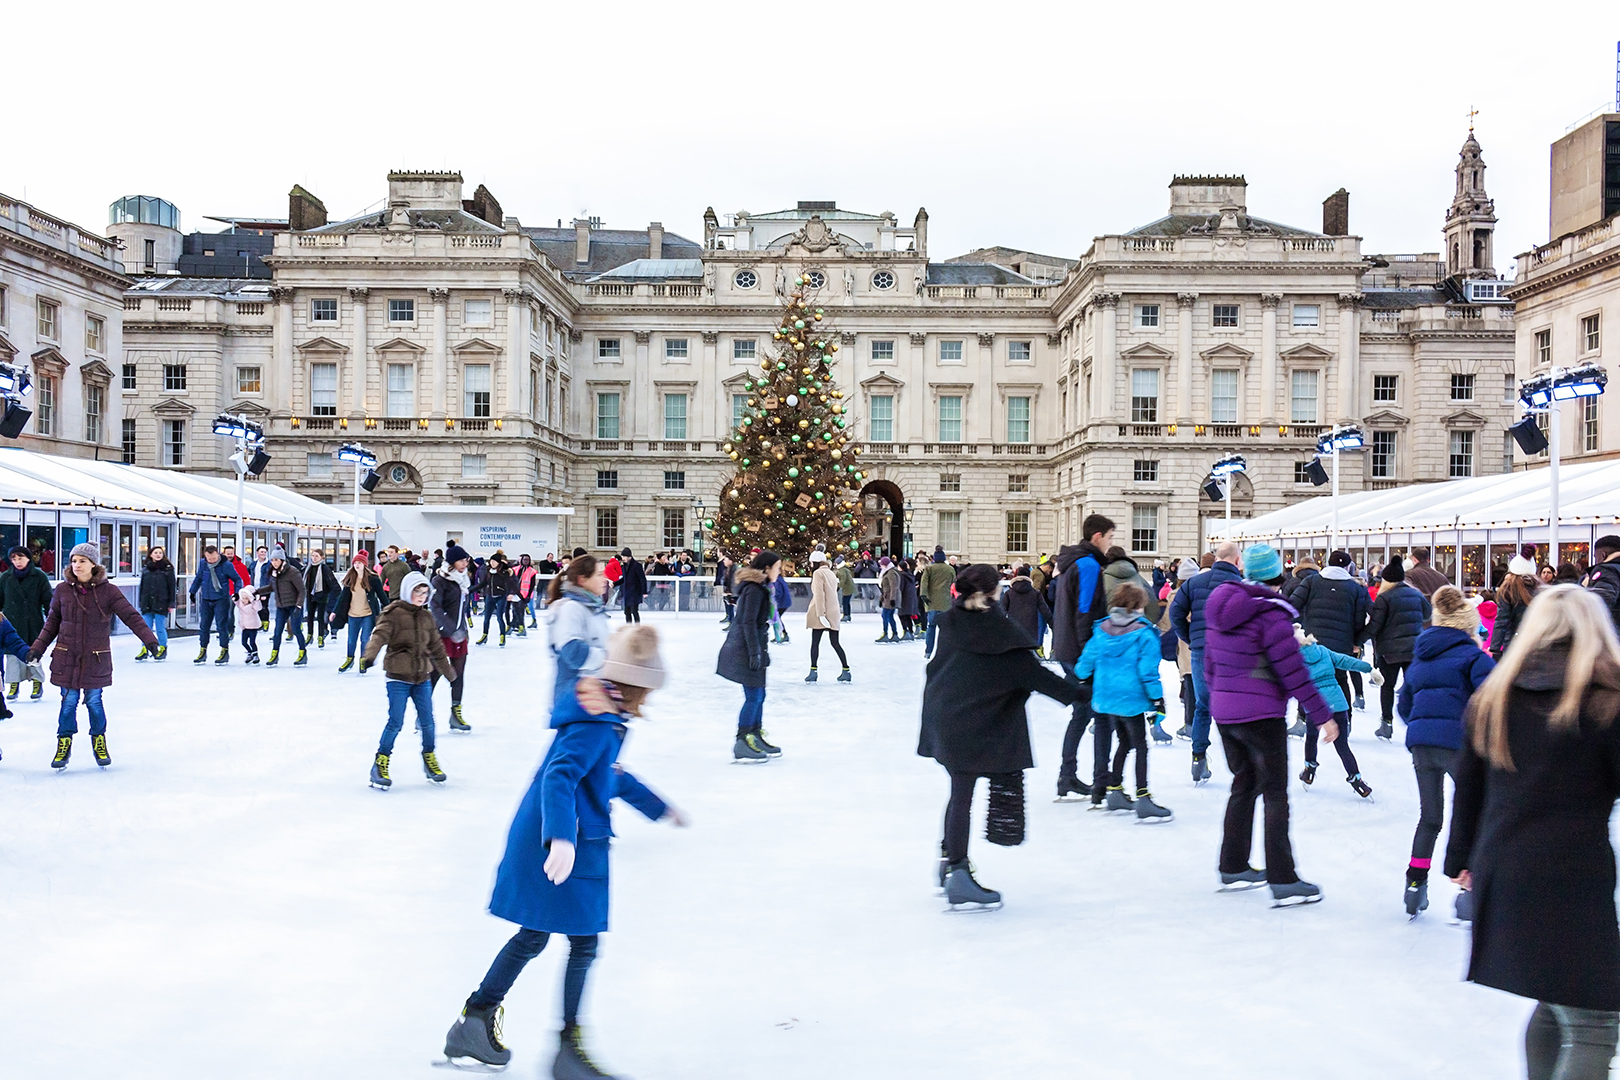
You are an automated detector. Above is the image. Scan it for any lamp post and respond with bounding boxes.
[1316,426,1365,552]
[1211,453,1247,543]
[1519,363,1607,566]
[903,500,914,559]
[337,443,378,558]
[213,413,267,557]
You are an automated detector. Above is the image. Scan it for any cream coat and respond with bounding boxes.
[805,565,841,630]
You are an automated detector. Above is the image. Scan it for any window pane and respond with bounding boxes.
[386,364,414,417]
[121,418,137,464]
[596,392,620,440]
[1131,368,1159,423]
[1371,431,1395,478]
[1007,396,1030,443]
[733,340,756,360]
[1290,370,1318,423]
[596,470,618,489]
[1373,374,1397,402]
[872,340,895,361]
[595,508,619,549]
[663,393,687,440]
[1005,511,1029,553]
[598,339,621,359]
[939,473,961,492]
[464,364,491,418]
[307,452,333,478]
[311,298,338,323]
[937,510,961,552]
[869,394,894,442]
[1136,304,1159,328]
[1133,459,1158,482]
[662,508,686,549]
[1131,505,1159,554]
[1008,341,1031,362]
[939,340,963,362]
[1450,374,1475,401]
[938,395,963,442]
[732,393,748,429]
[461,454,486,478]
[1213,304,1239,328]
[1292,304,1320,328]
[388,299,413,322]
[664,339,689,360]
[237,366,262,394]
[1449,430,1474,478]
[310,363,337,415]
[1210,369,1238,423]
[463,299,492,326]
[663,470,685,490]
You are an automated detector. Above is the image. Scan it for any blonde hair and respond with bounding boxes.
[1468,585,1620,769]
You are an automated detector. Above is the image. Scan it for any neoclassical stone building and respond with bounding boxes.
[113,142,1517,562]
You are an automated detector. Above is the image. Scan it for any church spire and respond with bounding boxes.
[1445,123,1497,277]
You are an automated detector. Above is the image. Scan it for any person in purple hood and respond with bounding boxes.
[1203,543,1337,905]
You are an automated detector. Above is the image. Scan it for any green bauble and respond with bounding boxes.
[730,525,740,534]
[790,518,798,526]
[742,458,750,466]
[777,362,787,370]
[836,418,846,427]
[794,319,805,329]
[799,525,807,533]
[788,467,800,478]
[791,435,801,443]
[775,502,784,509]
[833,464,843,472]
[822,433,833,441]
[815,492,824,500]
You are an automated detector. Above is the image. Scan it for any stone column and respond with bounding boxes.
[634,331,652,441]
[1336,293,1362,423]
[1176,292,1197,424]
[1094,294,1120,422]
[429,289,449,417]
[347,288,371,416]
[976,332,995,441]
[503,289,527,419]
[702,331,720,441]
[270,286,294,416]
[1259,293,1281,424]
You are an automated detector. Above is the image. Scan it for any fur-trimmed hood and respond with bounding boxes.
[734,567,769,587]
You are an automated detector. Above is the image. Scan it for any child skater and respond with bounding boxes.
[360,571,455,789]
[235,577,264,665]
[0,611,32,760]
[443,625,684,1075]
[1295,625,1381,798]
[1397,585,1495,919]
[1074,582,1173,822]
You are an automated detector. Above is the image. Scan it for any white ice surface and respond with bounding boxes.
[0,614,1535,1079]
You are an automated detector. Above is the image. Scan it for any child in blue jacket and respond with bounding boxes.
[0,615,31,760]
[1074,582,1172,821]
[444,624,686,1074]
[1294,625,1380,797]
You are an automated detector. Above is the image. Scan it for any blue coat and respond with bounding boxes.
[488,682,667,936]
[1169,560,1242,653]
[772,575,792,615]
[1398,626,1496,751]
[188,558,242,602]
[1074,614,1163,716]
[0,616,31,664]
[1299,641,1372,713]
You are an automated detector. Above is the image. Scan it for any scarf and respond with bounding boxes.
[562,582,606,614]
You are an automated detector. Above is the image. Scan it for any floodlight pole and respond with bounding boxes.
[1331,442,1340,552]
[1549,402,1561,568]
[1225,474,1232,537]
[353,460,363,557]
[235,448,246,559]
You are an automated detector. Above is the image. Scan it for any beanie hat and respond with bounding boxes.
[444,543,471,565]
[69,541,100,565]
[879,556,892,567]
[1382,558,1406,583]
[1506,554,1537,576]
[809,550,827,564]
[1431,585,1480,633]
[1241,544,1283,583]
[271,546,287,561]
[1177,558,1198,581]
[353,550,370,565]
[600,624,666,689]
[932,546,947,563]
[1328,550,1353,569]
[399,571,430,602]
[1597,535,1620,559]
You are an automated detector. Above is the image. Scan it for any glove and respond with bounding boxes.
[1368,668,1385,687]
[819,617,832,629]
[1150,699,1166,715]
[26,650,39,664]
[358,658,371,674]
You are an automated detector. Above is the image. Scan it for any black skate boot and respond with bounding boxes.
[1299,761,1318,786]
[1134,789,1173,823]
[752,729,782,756]
[1054,772,1091,801]
[443,1003,511,1070]
[194,647,208,664]
[338,656,354,673]
[1376,720,1394,740]
[1347,773,1372,799]
[1192,753,1212,784]
[554,1024,618,1079]
[1270,879,1323,906]
[476,632,488,646]
[91,734,111,768]
[369,752,392,790]
[1286,718,1307,738]
[944,859,1002,912]
[1150,719,1172,745]
[265,649,279,667]
[1454,889,1475,923]
[214,647,230,666]
[293,649,308,667]
[5,681,16,700]
[135,646,149,662]
[936,842,949,895]
[1353,694,1366,711]
[154,645,167,661]
[30,679,41,700]
[1175,723,1191,740]
[423,751,446,783]
[1405,871,1430,920]
[1103,786,1135,813]
[804,668,818,683]
[51,734,72,770]
[317,635,326,649]
[837,668,851,682]
[732,732,770,763]
[449,704,470,733]
[1219,867,1267,891]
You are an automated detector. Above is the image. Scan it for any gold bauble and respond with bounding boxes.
[799,419,809,428]
[728,451,738,460]
[764,508,772,515]
[830,343,839,353]
[794,342,805,351]
[813,313,822,321]
[783,480,794,489]
[831,449,842,460]
[748,398,756,406]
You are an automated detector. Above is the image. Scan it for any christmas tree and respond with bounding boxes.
[704,274,867,564]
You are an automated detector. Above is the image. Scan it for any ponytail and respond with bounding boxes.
[547,554,598,603]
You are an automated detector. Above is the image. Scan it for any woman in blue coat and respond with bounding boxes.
[0,614,32,759]
[444,625,684,1074]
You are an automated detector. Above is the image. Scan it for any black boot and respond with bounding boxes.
[1055,772,1091,801]
[444,1003,511,1069]
[554,1023,619,1079]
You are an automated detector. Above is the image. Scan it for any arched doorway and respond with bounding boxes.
[859,479,905,558]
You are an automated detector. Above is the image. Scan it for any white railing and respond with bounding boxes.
[296,234,347,247]
[650,284,705,298]
[449,235,502,248]
[586,284,637,297]
[1370,310,1401,322]
[1123,237,1175,252]
[1283,238,1337,252]
[236,302,265,315]
[156,298,192,311]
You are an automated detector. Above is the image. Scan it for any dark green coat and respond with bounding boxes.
[1,564,53,644]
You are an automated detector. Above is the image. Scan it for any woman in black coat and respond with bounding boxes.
[1445,586,1620,1079]
[136,548,177,660]
[1365,559,1432,738]
[918,564,1078,910]
[1000,566,1053,649]
[1491,563,1538,660]
[717,550,781,761]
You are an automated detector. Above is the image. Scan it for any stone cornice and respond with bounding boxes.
[0,232,129,292]
[1508,243,1620,301]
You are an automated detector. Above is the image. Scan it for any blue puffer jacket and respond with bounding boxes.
[1074,613,1163,716]
[1169,560,1242,652]
[488,678,668,936]
[1299,640,1372,714]
[1397,626,1496,751]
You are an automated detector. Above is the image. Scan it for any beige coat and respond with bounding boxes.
[805,565,841,630]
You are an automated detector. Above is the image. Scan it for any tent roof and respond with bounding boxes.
[0,448,375,531]
[1210,461,1620,543]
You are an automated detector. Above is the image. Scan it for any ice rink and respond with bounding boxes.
[0,611,1534,1079]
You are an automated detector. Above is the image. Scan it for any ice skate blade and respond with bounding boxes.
[433,1057,508,1072]
[1052,794,1090,803]
[1217,881,1267,892]
[944,901,1002,913]
[1135,814,1174,824]
[730,757,772,765]
[1271,894,1323,908]
[369,782,391,792]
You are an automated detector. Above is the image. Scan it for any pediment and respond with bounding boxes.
[374,336,427,354]
[1280,342,1334,361]
[151,397,196,417]
[1363,408,1409,428]
[721,372,756,390]
[1200,341,1254,362]
[1441,408,1488,429]
[80,358,115,384]
[31,347,67,374]
[1120,341,1174,361]
[228,400,271,419]
[0,331,14,361]
[295,336,349,354]
[451,337,502,356]
[860,373,906,390]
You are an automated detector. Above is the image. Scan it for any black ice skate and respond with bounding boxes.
[553,1024,619,1079]
[423,751,447,783]
[1299,761,1318,786]
[1102,786,1135,813]
[5,681,16,699]
[91,734,111,768]
[1376,720,1394,740]
[194,647,208,664]
[214,647,230,665]
[837,668,851,682]
[1286,719,1307,738]
[1054,772,1091,802]
[943,859,1002,912]
[338,657,354,673]
[51,734,71,770]
[265,649,279,667]
[1192,753,1212,784]
[440,1004,511,1072]
[1453,889,1475,924]
[1353,695,1366,711]
[449,704,470,733]
[30,679,42,700]
[1219,867,1268,891]
[154,646,167,661]
[1150,719,1172,745]
[1175,723,1191,740]
[135,646,149,661]
[752,730,782,756]
[370,752,392,790]
[1134,790,1173,823]
[293,649,308,667]
[805,669,818,682]
[1347,774,1372,799]
[1405,875,1429,920]
[732,733,770,763]
[1270,879,1323,907]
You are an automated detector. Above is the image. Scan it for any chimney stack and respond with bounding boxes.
[648,222,664,261]
[463,184,503,226]
[573,217,591,264]
[1322,188,1350,236]
[913,207,929,257]
[288,184,327,231]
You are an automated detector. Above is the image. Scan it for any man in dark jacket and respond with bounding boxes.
[1287,550,1372,717]
[305,546,341,647]
[1000,565,1053,651]
[1584,534,1620,631]
[1404,547,1451,600]
[3,545,53,697]
[188,545,243,664]
[1366,558,1432,739]
[1169,540,1244,781]
[619,547,648,624]
[1051,514,1114,800]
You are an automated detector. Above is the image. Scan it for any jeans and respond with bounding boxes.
[482,601,508,637]
[346,614,375,658]
[1217,717,1298,884]
[924,610,942,653]
[880,609,897,636]
[723,599,736,622]
[1036,612,1047,652]
[272,605,307,652]
[1189,649,1213,755]
[1378,660,1409,723]
[942,770,978,863]
[197,597,230,650]
[1526,1002,1619,1080]
[1304,710,1362,777]
[1059,671,1094,779]
[380,678,435,755]
[840,594,852,621]
[737,684,766,735]
[1106,713,1149,792]
[468,929,599,1026]
[142,612,169,647]
[57,687,107,736]
[1410,744,1459,863]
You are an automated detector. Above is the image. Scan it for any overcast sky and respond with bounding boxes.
[11,2,1620,271]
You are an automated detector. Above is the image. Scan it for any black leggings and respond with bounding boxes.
[810,628,848,669]
[1304,710,1362,776]
[1181,674,1195,730]
[506,599,525,629]
[240,627,259,656]
[1334,667,1364,707]
[1378,660,1408,722]
[1107,714,1149,792]
[305,594,330,640]
[467,928,598,1026]
[482,601,507,637]
[1217,718,1297,884]
[1526,1002,1619,1080]
[1410,744,1458,863]
[431,650,467,704]
[943,770,978,863]
[624,602,640,624]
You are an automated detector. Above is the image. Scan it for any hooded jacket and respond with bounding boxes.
[1490,586,1535,659]
[361,594,455,684]
[429,565,470,643]
[1286,565,1371,655]
[1298,640,1373,713]
[2,561,54,643]
[1201,581,1332,726]
[1168,559,1242,653]
[137,557,177,615]
[1366,582,1432,665]
[1101,555,1160,623]
[1074,612,1163,716]
[31,565,158,689]
[879,566,899,608]
[717,568,771,687]
[1050,541,1109,667]
[1397,626,1496,750]
[999,577,1053,642]
[917,559,957,612]
[547,583,611,705]
[805,564,840,630]
[917,599,1078,774]
[256,560,307,611]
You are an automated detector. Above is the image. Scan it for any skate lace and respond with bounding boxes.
[374,754,390,778]
[569,1026,601,1067]
[423,752,442,774]
[489,1005,506,1050]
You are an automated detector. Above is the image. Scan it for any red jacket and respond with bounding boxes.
[227,557,251,595]
[603,557,623,583]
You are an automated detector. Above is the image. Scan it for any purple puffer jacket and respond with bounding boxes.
[1201,580,1332,726]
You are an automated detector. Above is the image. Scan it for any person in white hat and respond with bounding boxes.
[803,549,851,683]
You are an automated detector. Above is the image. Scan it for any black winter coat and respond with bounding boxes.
[918,600,1078,774]
[999,578,1052,642]
[1491,592,1534,660]
[716,569,770,688]
[137,558,177,615]
[897,569,921,619]
[1050,541,1109,667]
[1,564,53,644]
[620,559,649,607]
[329,579,389,630]
[1366,582,1431,665]
[1286,568,1371,655]
[1444,648,1620,1010]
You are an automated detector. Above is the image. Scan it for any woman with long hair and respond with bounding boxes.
[545,554,610,708]
[718,550,782,761]
[1446,586,1620,1080]
[332,553,389,672]
[1492,554,1539,661]
[1365,558,1432,740]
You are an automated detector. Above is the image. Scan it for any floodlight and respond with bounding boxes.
[1318,426,1365,454]
[0,363,26,395]
[1211,453,1247,478]
[246,448,271,476]
[1510,414,1549,455]
[337,443,378,469]
[0,400,32,438]
[1202,479,1227,503]
[1304,457,1330,486]
[359,468,381,493]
